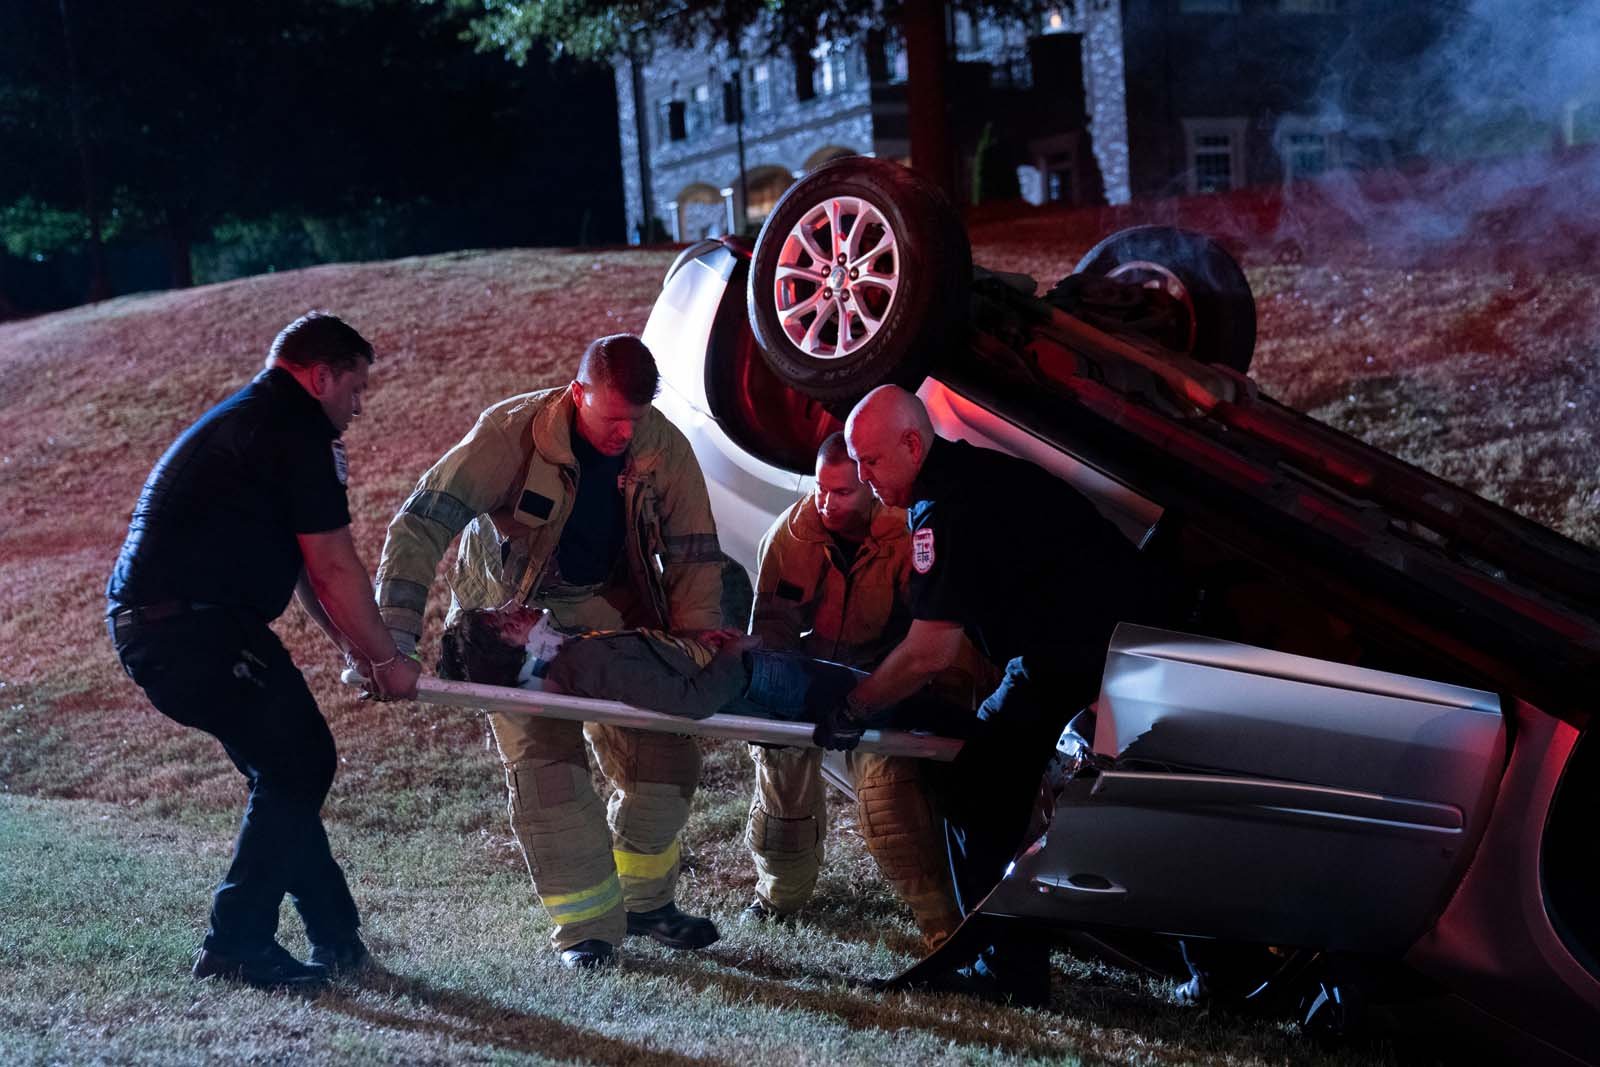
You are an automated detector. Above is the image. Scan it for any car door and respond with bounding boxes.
[983,623,1506,954]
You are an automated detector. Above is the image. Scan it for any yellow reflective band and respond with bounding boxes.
[542,873,623,925]
[613,838,681,881]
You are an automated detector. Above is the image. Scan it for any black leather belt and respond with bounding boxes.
[107,601,220,628]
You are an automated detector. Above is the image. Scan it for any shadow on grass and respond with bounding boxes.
[320,964,738,1067]
[628,950,1195,1065]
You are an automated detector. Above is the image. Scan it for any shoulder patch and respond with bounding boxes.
[912,527,935,574]
[330,440,348,486]
[519,489,554,520]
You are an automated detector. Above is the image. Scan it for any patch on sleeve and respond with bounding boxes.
[518,489,554,520]
[330,440,348,486]
[912,528,935,574]
[775,579,804,602]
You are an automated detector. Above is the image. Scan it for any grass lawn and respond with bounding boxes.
[2,201,1597,1064]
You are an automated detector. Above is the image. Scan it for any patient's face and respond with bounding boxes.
[491,605,543,648]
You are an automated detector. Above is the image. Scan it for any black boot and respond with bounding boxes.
[309,935,370,976]
[559,939,616,970]
[192,943,328,991]
[626,902,721,949]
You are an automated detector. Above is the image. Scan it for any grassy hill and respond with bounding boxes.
[2,216,1597,1065]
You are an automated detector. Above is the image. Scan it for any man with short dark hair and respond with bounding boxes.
[108,311,418,991]
[375,333,733,969]
[743,431,987,949]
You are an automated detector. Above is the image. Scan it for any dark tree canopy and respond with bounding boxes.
[0,0,622,304]
[461,0,1048,62]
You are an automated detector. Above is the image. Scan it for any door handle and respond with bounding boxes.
[1032,873,1127,897]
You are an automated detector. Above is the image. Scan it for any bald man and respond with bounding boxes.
[825,385,1165,1005]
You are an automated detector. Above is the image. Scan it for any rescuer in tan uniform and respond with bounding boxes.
[745,432,991,949]
[374,334,733,969]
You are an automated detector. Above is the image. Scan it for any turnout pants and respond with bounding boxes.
[108,607,360,958]
[485,584,701,951]
[747,745,961,949]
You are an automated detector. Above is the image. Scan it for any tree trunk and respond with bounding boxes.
[167,211,193,289]
[56,0,109,302]
[901,0,957,203]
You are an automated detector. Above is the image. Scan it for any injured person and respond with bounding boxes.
[438,606,973,946]
[437,605,879,724]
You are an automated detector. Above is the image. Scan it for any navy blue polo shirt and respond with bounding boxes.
[554,427,626,586]
[107,367,351,622]
[906,437,1155,665]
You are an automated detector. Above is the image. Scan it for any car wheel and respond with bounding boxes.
[1065,225,1256,373]
[748,157,970,408]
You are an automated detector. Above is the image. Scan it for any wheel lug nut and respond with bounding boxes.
[849,267,859,280]
[837,254,847,264]
[822,287,832,298]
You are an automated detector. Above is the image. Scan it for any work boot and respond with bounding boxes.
[904,947,1049,1008]
[625,902,721,950]
[192,943,328,991]
[309,935,370,976]
[738,896,791,925]
[558,939,616,970]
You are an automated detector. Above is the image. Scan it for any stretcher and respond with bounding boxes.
[343,672,964,761]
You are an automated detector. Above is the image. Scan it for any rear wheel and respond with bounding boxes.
[748,157,970,410]
[1064,225,1256,373]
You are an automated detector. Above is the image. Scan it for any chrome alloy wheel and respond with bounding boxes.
[772,196,900,359]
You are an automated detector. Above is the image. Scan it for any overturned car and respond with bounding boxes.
[641,157,1600,1062]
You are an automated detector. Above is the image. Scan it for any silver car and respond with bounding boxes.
[642,157,1600,1063]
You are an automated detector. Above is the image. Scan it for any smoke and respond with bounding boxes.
[1274,0,1600,268]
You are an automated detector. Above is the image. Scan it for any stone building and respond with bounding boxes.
[612,1,1560,243]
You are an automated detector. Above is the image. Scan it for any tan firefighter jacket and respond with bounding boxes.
[375,386,724,647]
[751,495,911,669]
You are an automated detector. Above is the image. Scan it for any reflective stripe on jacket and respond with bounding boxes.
[375,386,723,641]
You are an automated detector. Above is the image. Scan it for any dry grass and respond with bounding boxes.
[2,215,1597,1064]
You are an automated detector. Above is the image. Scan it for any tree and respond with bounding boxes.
[1,0,622,303]
[454,0,1051,204]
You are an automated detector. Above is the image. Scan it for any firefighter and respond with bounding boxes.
[374,335,734,969]
[818,385,1164,1005]
[743,432,990,950]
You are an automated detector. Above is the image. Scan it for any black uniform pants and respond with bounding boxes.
[937,651,1099,982]
[109,608,360,958]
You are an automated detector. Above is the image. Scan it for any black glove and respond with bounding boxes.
[812,702,865,752]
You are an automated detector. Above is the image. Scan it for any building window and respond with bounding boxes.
[811,41,853,95]
[1194,135,1232,191]
[665,100,687,142]
[1180,0,1240,11]
[690,83,713,137]
[1283,132,1327,176]
[1279,0,1339,11]
[1275,116,1343,181]
[865,29,909,84]
[1183,118,1246,195]
[748,62,772,114]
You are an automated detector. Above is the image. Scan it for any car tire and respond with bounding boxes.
[748,157,970,409]
[1067,225,1256,373]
